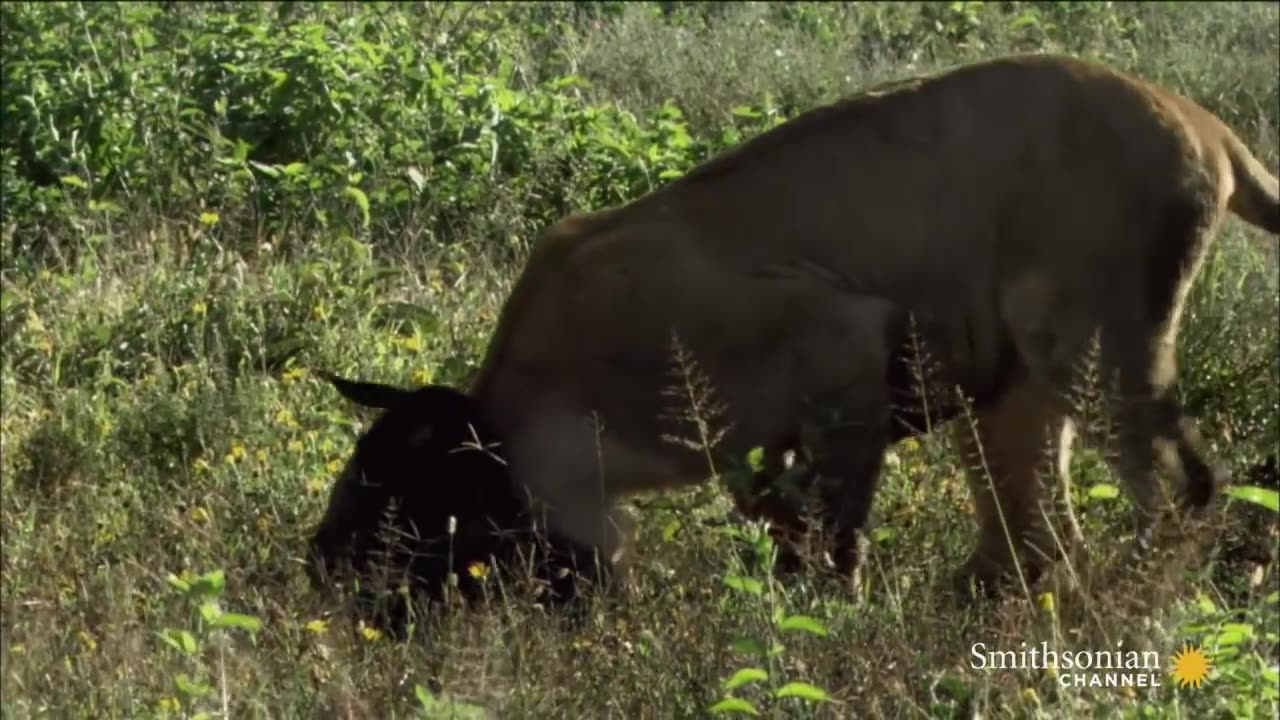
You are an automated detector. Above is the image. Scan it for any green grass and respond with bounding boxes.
[2,2,1278,717]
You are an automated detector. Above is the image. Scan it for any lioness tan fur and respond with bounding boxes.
[462,53,1279,592]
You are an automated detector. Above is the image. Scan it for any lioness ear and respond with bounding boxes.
[319,371,414,409]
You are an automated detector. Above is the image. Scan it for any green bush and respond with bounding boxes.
[2,1,786,270]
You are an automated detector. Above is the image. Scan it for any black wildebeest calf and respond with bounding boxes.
[306,372,607,637]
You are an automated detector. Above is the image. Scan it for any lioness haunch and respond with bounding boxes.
[310,52,1279,605]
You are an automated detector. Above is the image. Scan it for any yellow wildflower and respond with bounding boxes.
[281,366,308,385]
[225,439,246,465]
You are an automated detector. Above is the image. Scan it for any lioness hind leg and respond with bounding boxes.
[1097,332,1226,553]
[952,378,1069,597]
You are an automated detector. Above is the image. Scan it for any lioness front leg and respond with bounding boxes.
[812,411,893,582]
[756,386,894,583]
[735,292,902,581]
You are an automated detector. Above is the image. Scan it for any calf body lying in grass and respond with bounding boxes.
[310,52,1280,615]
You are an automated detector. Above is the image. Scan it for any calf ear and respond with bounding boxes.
[319,371,414,409]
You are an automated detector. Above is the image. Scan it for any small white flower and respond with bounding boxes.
[884,451,902,470]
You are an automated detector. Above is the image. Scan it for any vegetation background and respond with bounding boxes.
[2,1,1277,717]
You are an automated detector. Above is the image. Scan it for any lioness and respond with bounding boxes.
[317,53,1280,599]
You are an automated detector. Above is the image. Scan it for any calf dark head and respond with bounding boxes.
[308,371,602,636]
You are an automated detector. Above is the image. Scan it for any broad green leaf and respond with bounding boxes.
[199,602,221,623]
[1087,483,1120,501]
[344,186,371,228]
[777,615,829,637]
[212,612,262,633]
[1211,623,1254,647]
[662,519,682,542]
[871,526,897,543]
[175,672,211,698]
[723,667,768,691]
[1197,593,1219,615]
[89,199,123,214]
[60,175,87,188]
[709,697,760,716]
[1226,486,1279,512]
[774,682,831,702]
[723,576,763,596]
[191,570,225,597]
[268,69,289,89]
[1010,11,1042,29]
[159,628,198,655]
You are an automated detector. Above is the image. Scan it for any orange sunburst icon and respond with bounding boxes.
[1169,643,1213,689]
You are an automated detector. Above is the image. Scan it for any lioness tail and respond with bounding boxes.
[1225,134,1280,235]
